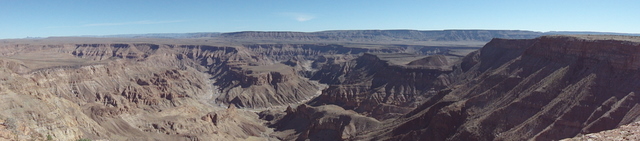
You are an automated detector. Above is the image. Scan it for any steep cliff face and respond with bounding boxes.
[309,53,452,119]
[372,35,640,141]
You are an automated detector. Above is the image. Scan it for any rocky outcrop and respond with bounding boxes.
[71,43,159,60]
[370,35,640,141]
[213,63,324,108]
[406,54,451,69]
[561,121,640,141]
[264,104,380,140]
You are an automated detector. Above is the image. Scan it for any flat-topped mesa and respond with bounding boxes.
[174,45,239,60]
[222,31,318,40]
[237,64,295,86]
[71,43,160,60]
[523,35,640,70]
[246,44,352,55]
[456,35,640,76]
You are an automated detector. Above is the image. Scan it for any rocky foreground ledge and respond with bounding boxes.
[562,121,640,141]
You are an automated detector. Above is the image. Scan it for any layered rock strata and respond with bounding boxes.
[368,35,640,141]
[0,40,465,140]
[309,53,452,119]
[0,55,270,140]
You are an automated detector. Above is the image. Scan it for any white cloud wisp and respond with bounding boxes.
[280,13,315,22]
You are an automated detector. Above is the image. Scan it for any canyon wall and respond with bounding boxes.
[369,35,640,141]
[308,53,452,119]
[0,40,456,140]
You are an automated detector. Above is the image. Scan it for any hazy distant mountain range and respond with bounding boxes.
[85,32,222,38]
[83,30,640,40]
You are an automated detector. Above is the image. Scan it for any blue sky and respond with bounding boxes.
[0,0,638,39]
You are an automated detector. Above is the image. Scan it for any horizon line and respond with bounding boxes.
[3,29,640,40]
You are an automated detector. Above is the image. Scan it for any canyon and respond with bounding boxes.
[0,30,639,140]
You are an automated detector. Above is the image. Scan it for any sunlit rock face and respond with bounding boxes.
[0,39,436,140]
[0,42,279,140]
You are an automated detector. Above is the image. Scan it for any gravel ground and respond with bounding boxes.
[562,122,640,141]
